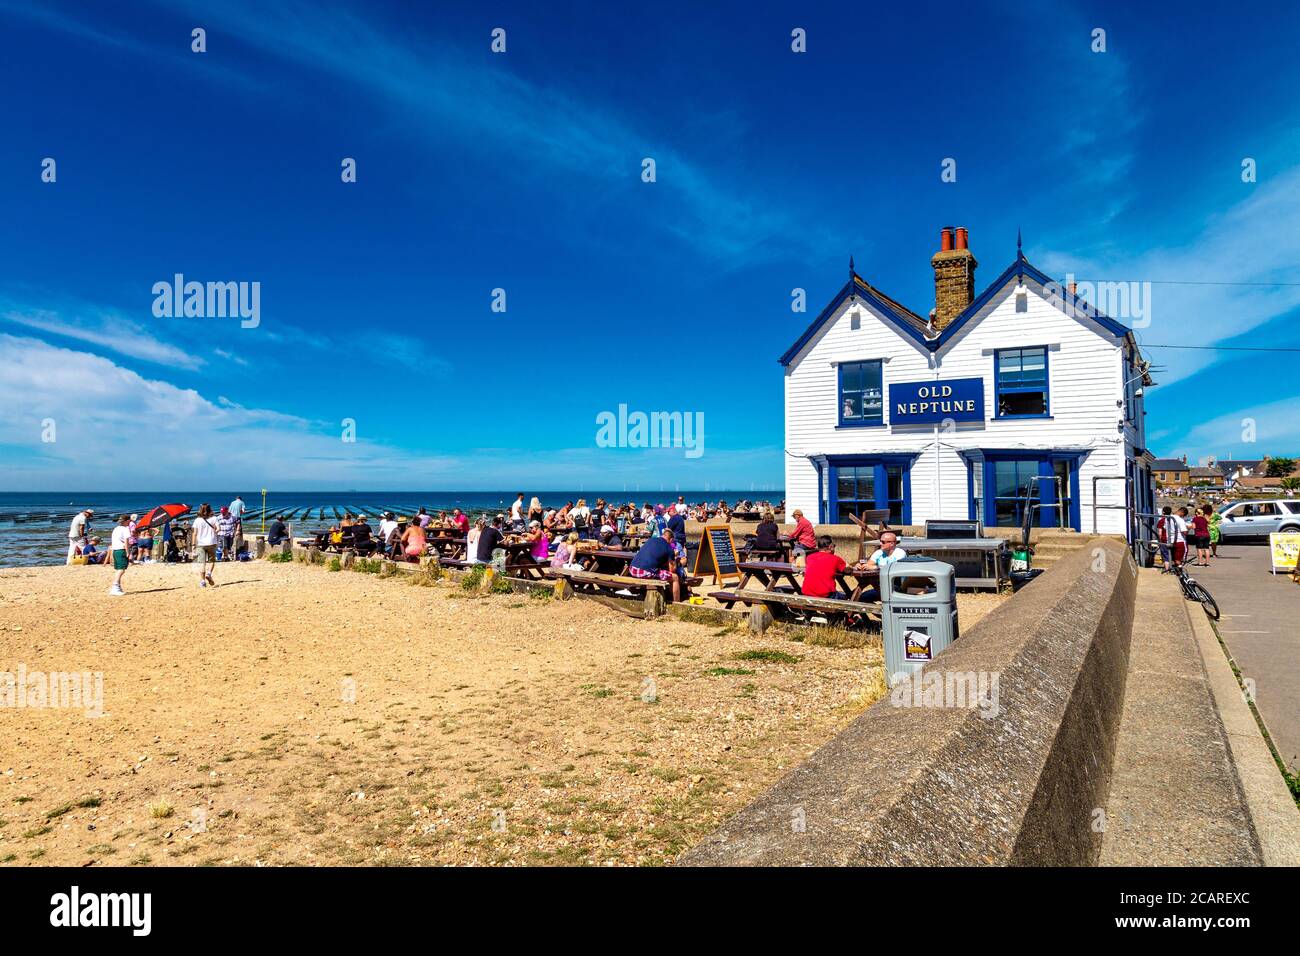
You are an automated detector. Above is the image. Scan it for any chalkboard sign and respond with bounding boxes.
[693,524,740,583]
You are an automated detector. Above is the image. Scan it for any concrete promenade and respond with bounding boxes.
[1191,543,1300,770]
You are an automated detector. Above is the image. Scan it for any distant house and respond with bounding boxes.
[1215,459,1264,481]
[1151,457,1189,487]
[1188,466,1224,488]
[1234,476,1285,494]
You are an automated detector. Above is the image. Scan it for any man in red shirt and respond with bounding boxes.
[790,508,817,567]
[801,535,846,598]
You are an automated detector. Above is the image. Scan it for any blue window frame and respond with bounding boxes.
[970,450,1084,530]
[838,360,883,427]
[824,454,915,525]
[995,346,1049,418]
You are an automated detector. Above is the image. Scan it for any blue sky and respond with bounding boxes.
[2,0,1299,490]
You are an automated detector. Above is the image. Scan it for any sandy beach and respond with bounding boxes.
[0,558,994,866]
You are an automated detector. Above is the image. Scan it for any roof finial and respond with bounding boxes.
[849,255,855,277]
[1016,227,1023,255]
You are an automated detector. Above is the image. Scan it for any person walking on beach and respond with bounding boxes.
[67,508,93,564]
[107,515,132,596]
[230,495,246,521]
[510,494,526,532]
[216,506,237,561]
[192,503,220,587]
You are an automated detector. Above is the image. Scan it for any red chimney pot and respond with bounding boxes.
[955,227,969,251]
[940,226,955,252]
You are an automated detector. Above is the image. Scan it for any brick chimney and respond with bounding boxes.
[931,226,977,330]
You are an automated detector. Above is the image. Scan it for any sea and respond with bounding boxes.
[0,490,779,567]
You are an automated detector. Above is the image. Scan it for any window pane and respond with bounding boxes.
[887,466,903,500]
[838,473,856,501]
[999,390,1047,416]
[856,470,875,502]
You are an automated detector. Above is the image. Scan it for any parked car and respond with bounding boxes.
[1216,499,1300,539]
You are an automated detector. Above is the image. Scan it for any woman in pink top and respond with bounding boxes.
[399,520,426,562]
[528,521,549,561]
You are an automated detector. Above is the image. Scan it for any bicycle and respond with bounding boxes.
[1169,551,1220,621]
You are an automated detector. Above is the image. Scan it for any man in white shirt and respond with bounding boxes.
[230,495,246,519]
[67,508,93,564]
[675,496,688,515]
[378,513,399,556]
[510,494,525,532]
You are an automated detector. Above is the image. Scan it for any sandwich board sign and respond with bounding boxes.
[1269,532,1300,574]
[692,524,741,583]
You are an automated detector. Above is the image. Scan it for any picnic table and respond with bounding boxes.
[425,536,467,560]
[741,534,795,562]
[580,549,639,575]
[498,541,550,580]
[735,560,880,600]
[737,560,802,592]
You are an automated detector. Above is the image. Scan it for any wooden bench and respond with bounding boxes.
[708,588,881,633]
[549,567,682,618]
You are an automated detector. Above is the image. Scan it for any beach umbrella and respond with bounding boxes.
[135,503,190,531]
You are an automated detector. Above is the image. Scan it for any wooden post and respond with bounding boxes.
[307,546,320,564]
[554,577,573,601]
[643,589,666,620]
[341,551,355,570]
[749,603,774,635]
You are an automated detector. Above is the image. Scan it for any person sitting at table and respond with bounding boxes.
[475,515,505,564]
[527,520,550,562]
[853,529,908,600]
[789,508,817,567]
[629,528,683,603]
[352,516,376,556]
[397,517,426,562]
[550,531,581,570]
[598,518,622,549]
[801,535,848,599]
[752,510,781,555]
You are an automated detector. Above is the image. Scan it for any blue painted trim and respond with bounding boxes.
[779,254,1131,368]
[823,453,920,526]
[778,277,931,366]
[967,459,976,522]
[993,345,1051,419]
[813,457,826,525]
[836,359,884,427]
[975,449,1090,531]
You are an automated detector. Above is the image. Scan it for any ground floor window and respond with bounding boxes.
[825,456,914,525]
[974,452,1082,531]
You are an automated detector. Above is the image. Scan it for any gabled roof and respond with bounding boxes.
[1150,458,1188,471]
[778,247,1133,367]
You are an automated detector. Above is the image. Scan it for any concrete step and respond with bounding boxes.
[1099,569,1263,864]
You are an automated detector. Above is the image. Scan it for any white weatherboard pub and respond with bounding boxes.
[781,227,1156,551]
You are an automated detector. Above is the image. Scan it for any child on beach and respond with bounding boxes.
[108,515,131,596]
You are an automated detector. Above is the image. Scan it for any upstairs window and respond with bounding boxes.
[839,360,883,426]
[995,346,1049,417]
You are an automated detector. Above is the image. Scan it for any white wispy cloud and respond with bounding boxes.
[1038,164,1300,385]
[1,305,204,370]
[0,334,775,489]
